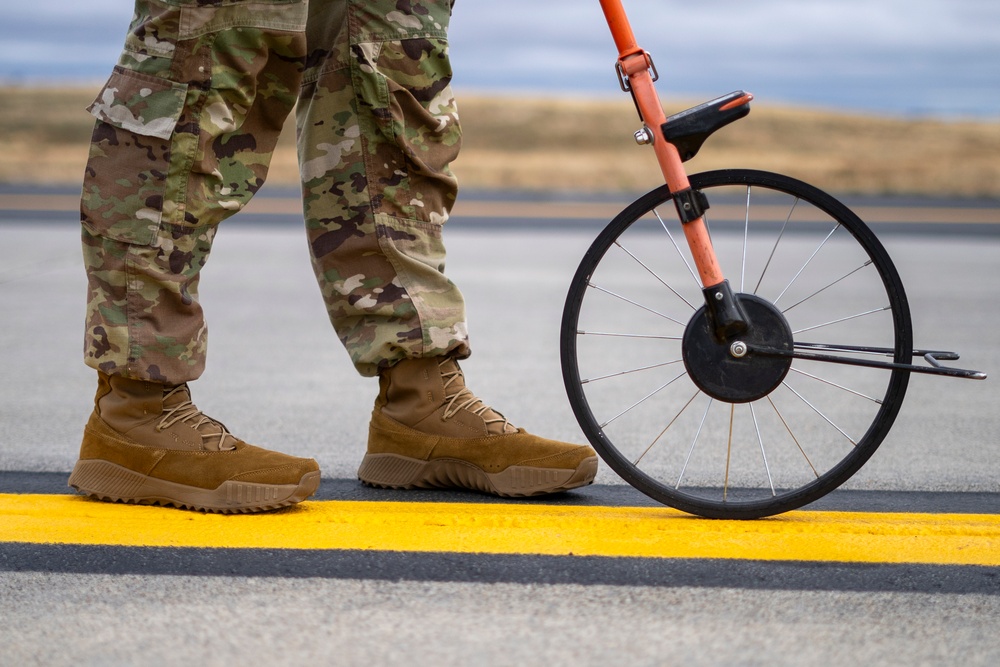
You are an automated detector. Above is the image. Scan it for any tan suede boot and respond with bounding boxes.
[359,357,598,497]
[68,373,320,513]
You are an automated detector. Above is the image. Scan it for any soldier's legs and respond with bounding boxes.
[72,0,320,512]
[298,0,598,496]
[83,0,307,383]
[297,0,469,378]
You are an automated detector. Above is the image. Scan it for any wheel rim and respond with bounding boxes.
[561,170,912,519]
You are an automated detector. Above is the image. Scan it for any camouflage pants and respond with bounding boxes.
[81,0,469,382]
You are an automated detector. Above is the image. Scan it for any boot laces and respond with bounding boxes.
[157,386,236,451]
[438,359,515,434]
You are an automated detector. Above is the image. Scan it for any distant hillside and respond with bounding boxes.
[2,86,998,197]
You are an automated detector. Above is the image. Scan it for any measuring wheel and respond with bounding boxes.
[561,170,913,519]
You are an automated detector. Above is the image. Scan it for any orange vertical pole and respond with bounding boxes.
[600,0,639,55]
[599,0,725,288]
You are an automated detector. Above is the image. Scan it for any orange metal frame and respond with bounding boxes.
[600,0,725,289]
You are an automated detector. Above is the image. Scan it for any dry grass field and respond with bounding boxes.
[2,86,998,197]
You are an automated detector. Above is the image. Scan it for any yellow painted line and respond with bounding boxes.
[2,494,998,566]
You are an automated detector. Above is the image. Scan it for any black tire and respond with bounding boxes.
[561,170,912,519]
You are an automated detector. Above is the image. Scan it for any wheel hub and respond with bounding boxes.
[682,293,793,403]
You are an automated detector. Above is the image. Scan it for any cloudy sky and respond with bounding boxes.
[1,0,997,117]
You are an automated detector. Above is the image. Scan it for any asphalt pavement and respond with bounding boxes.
[1,186,999,666]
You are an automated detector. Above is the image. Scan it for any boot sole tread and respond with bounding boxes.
[357,453,598,497]
[68,459,320,514]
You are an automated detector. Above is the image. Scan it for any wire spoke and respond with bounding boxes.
[749,403,776,496]
[635,390,701,466]
[653,207,702,289]
[577,330,682,341]
[792,305,891,335]
[588,281,686,326]
[599,370,688,428]
[766,395,820,478]
[789,367,883,404]
[723,403,735,501]
[582,358,684,384]
[781,260,873,314]
[781,381,857,446]
[774,223,841,305]
[753,196,799,295]
[675,394,711,489]
[612,241,696,311]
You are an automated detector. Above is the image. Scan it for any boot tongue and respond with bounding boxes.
[162,385,233,451]
[162,383,193,409]
[439,360,517,436]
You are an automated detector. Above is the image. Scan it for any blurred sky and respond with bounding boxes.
[1,0,998,118]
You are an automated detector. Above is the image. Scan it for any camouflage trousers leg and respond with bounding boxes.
[81,0,308,382]
[82,0,469,382]
[297,0,471,377]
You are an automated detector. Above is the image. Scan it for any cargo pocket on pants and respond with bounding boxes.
[81,66,188,246]
[351,36,461,225]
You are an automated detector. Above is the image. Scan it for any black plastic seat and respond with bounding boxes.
[660,91,752,162]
